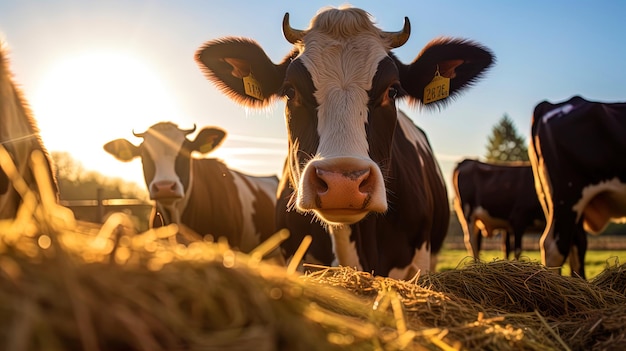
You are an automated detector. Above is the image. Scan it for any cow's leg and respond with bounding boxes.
[513,229,523,260]
[464,219,481,260]
[473,223,482,260]
[568,225,588,278]
[502,230,511,260]
[540,211,568,274]
[510,219,527,260]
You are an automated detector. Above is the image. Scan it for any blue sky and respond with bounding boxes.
[1,1,625,196]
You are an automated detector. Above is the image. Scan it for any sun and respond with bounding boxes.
[30,50,180,186]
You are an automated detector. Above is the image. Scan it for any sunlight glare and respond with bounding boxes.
[30,51,180,185]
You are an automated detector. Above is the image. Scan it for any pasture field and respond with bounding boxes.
[437,249,626,279]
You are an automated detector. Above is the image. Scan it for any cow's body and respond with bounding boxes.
[529,95,626,278]
[104,122,281,258]
[195,6,494,278]
[452,159,544,260]
[0,42,57,219]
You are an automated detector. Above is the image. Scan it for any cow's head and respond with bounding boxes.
[103,122,225,224]
[195,6,494,226]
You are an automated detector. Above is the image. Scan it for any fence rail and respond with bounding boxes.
[60,189,152,229]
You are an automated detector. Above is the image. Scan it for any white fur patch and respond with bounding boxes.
[541,104,574,123]
[572,177,626,234]
[396,111,444,183]
[388,242,430,280]
[329,224,362,270]
[471,206,511,236]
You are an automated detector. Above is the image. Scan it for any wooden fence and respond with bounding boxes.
[60,189,152,232]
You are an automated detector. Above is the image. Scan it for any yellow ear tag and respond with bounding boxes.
[243,73,264,100]
[199,144,213,154]
[423,69,450,104]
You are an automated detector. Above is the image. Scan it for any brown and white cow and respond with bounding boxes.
[195,6,494,278]
[530,95,626,278]
[104,122,282,259]
[0,41,58,219]
[453,159,544,260]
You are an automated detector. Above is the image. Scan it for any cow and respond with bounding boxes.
[452,159,544,261]
[529,95,626,279]
[0,41,58,220]
[195,6,494,279]
[103,122,283,261]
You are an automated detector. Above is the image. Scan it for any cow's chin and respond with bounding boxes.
[313,209,368,226]
[155,197,181,206]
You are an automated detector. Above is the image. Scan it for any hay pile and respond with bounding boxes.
[2,156,626,350]
[3,215,626,351]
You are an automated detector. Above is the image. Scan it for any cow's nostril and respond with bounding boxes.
[357,170,372,192]
[314,168,329,193]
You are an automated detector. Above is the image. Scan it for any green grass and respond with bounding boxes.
[436,249,626,280]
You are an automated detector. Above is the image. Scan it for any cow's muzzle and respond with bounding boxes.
[297,157,387,224]
[150,180,184,201]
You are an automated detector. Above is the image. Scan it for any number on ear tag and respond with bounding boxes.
[243,74,264,100]
[423,72,450,104]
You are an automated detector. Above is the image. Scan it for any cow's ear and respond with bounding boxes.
[191,127,226,154]
[195,37,295,108]
[398,37,494,107]
[103,139,140,162]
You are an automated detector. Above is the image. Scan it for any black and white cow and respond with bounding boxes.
[195,6,494,278]
[104,122,282,260]
[452,159,544,260]
[0,42,58,219]
[529,95,626,278]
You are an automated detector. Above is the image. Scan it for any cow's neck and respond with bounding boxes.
[329,224,362,270]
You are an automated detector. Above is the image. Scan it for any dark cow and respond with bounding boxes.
[103,122,282,260]
[452,159,544,260]
[529,95,626,278]
[195,6,494,278]
[0,42,58,219]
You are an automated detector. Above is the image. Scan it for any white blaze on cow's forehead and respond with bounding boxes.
[299,23,388,158]
[143,125,187,183]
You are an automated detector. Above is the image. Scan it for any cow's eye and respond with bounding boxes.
[283,86,296,100]
[387,86,399,99]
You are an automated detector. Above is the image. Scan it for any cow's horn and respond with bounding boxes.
[181,124,197,135]
[132,129,145,138]
[282,13,305,44]
[384,17,411,48]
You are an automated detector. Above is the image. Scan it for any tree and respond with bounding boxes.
[51,152,151,230]
[484,114,529,162]
[51,151,147,201]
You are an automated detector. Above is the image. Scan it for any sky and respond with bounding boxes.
[1,0,625,198]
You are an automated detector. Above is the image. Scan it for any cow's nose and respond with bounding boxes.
[150,180,182,199]
[311,167,372,209]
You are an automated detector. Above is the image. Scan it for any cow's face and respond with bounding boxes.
[196,6,494,226]
[104,122,225,223]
